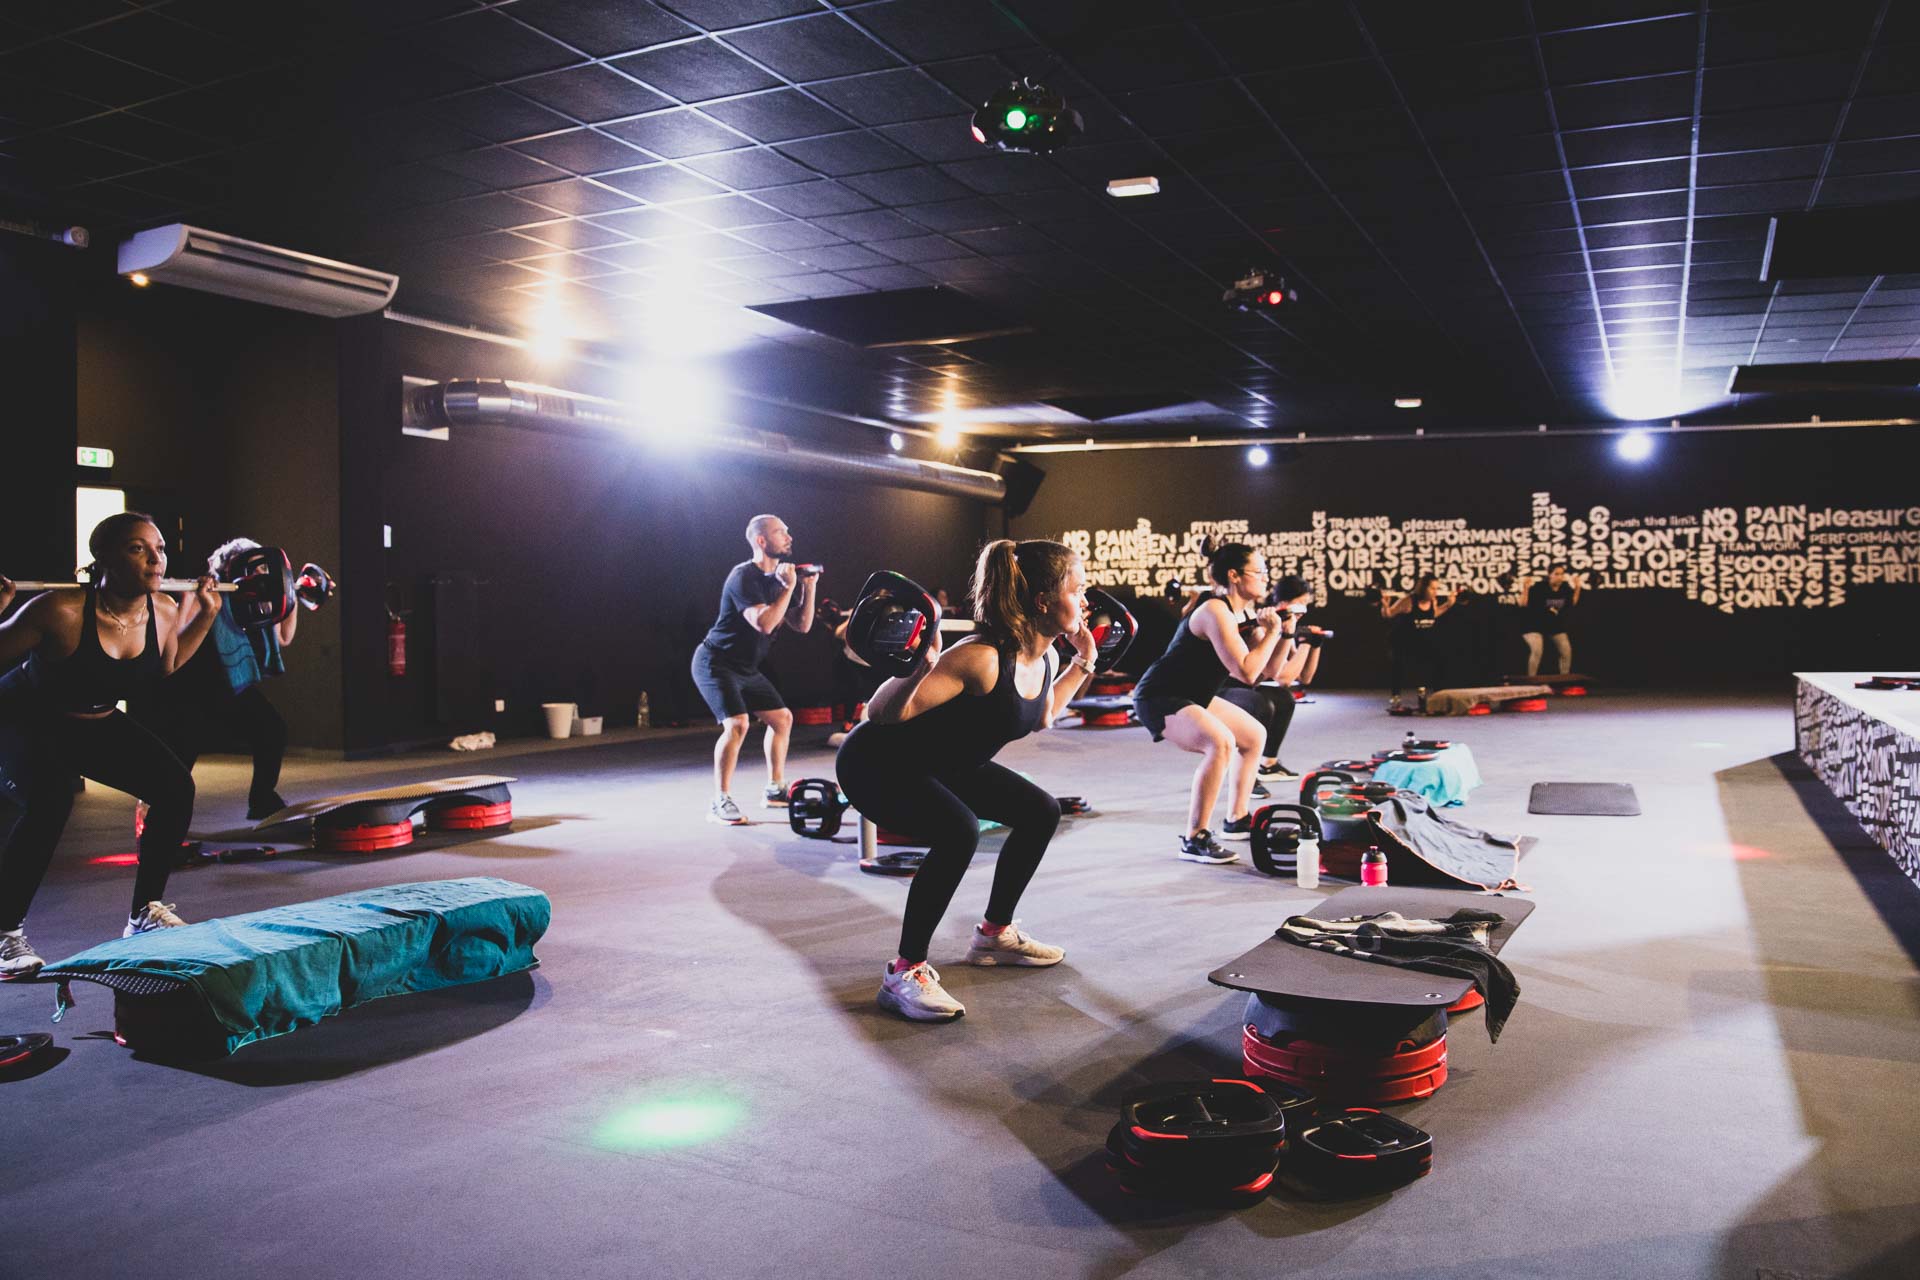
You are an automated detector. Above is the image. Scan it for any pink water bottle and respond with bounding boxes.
[1360,846,1388,887]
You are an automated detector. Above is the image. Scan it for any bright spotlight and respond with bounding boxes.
[888,431,905,451]
[128,271,150,287]
[625,363,720,444]
[935,421,962,449]
[1616,428,1655,462]
[1247,445,1270,467]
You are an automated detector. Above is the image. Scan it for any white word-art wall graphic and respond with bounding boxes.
[1057,495,1920,613]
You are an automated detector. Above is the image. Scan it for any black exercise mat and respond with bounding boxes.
[1208,886,1534,1007]
[1528,782,1640,816]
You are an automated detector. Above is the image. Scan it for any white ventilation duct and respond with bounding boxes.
[117,224,398,317]
[405,378,1009,504]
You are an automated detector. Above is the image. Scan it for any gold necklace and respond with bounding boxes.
[98,596,148,633]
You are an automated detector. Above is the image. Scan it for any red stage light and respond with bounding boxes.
[969,123,987,145]
[89,853,141,866]
[1264,290,1284,306]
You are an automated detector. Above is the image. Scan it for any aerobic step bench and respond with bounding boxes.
[30,877,549,1060]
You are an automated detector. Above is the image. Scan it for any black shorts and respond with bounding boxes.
[691,645,786,723]
[1133,694,1199,743]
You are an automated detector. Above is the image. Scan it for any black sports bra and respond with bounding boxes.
[24,590,163,714]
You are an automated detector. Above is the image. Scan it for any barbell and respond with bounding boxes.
[845,570,1138,677]
[10,547,335,631]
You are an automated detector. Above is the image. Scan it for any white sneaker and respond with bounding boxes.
[0,929,44,978]
[962,920,1064,967]
[877,961,966,1022]
[707,794,748,825]
[123,901,187,938]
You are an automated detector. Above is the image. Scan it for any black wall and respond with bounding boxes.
[0,240,79,581]
[335,318,990,752]
[1009,427,1920,687]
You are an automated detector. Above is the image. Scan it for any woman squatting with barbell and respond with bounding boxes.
[836,539,1098,1023]
[1130,540,1290,867]
[0,513,222,976]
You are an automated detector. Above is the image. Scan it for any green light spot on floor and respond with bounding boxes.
[598,1094,745,1151]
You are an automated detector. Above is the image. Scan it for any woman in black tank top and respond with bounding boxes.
[1380,574,1455,710]
[0,513,220,974]
[1132,541,1290,866]
[838,540,1098,1023]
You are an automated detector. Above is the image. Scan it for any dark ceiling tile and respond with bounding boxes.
[811,209,925,242]
[1072,23,1218,90]
[55,111,213,164]
[511,218,635,251]
[513,65,674,123]
[851,0,1030,61]
[1696,178,1815,213]
[842,164,972,204]
[68,10,250,84]
[834,263,935,291]
[1697,146,1824,186]
[751,179,878,216]
[509,0,695,57]
[1582,191,1690,223]
[428,87,576,143]
[1570,159,1689,199]
[714,251,817,278]
[1412,92,1555,143]
[582,205,709,239]
[358,161,487,208]
[786,242,893,271]
[1843,92,1920,142]
[512,128,651,174]
[870,233,975,262]
[898,195,1019,232]
[672,193,791,227]
[699,87,853,140]
[0,39,181,107]
[1830,136,1920,176]
[430,146,569,188]
[437,189,574,230]
[776,129,915,175]
[516,176,643,214]
[1702,55,1859,115]
[1699,105,1841,153]
[1707,0,1884,64]
[1542,16,1698,83]
[660,0,820,28]
[728,219,847,249]
[1561,120,1693,169]
[431,10,579,80]
[603,108,750,157]
[1359,0,1528,49]
[1392,39,1540,98]
[811,69,964,125]
[722,14,900,80]
[595,162,730,201]
[610,38,782,101]
[878,118,997,169]
[1553,72,1694,131]
[681,145,817,187]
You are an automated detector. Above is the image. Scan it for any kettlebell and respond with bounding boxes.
[1250,803,1321,877]
[787,778,849,839]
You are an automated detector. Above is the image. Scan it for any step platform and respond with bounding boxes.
[1501,673,1595,695]
[28,877,549,1060]
[1421,684,1553,716]
[1207,885,1533,1010]
[252,775,516,853]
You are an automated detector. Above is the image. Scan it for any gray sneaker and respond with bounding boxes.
[123,901,187,938]
[0,929,44,979]
[1178,830,1238,865]
[707,794,748,825]
[763,782,790,808]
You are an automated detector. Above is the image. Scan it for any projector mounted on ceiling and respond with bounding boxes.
[970,79,1084,155]
[116,223,399,318]
[1223,266,1295,312]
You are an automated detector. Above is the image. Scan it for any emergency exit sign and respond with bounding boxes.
[77,446,114,468]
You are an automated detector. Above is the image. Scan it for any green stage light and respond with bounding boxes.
[1003,106,1029,130]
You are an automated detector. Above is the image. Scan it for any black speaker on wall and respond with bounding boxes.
[997,457,1046,518]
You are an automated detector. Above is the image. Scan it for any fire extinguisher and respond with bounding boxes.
[387,611,407,677]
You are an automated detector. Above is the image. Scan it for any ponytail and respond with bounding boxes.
[970,538,1078,652]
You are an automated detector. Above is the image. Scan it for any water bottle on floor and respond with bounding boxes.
[637,692,651,729]
[1360,846,1388,887]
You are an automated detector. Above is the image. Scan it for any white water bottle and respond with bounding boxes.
[1296,833,1320,889]
[637,692,651,729]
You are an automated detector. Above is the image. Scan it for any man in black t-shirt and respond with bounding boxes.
[691,514,817,825]
[1521,564,1583,675]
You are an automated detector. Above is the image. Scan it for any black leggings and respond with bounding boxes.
[133,683,285,808]
[1217,683,1296,761]
[0,710,195,928]
[1390,641,1442,698]
[838,748,1061,964]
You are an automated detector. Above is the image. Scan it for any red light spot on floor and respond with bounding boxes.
[1727,843,1772,861]
[89,853,141,866]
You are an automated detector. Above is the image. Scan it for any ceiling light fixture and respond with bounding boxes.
[1106,176,1161,198]
[1394,397,1422,409]
[970,79,1084,155]
[128,272,150,287]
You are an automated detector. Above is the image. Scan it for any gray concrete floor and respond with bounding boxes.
[2,690,1916,1279]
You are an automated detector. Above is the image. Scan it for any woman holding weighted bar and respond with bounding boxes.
[0,513,220,976]
[131,538,303,822]
[1381,574,1454,712]
[1133,541,1289,865]
[1216,574,1315,788]
[839,539,1096,1023]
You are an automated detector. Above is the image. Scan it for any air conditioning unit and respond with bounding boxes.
[116,223,398,318]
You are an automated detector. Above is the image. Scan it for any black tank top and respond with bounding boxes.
[839,637,1050,776]
[1395,600,1438,643]
[1135,604,1234,705]
[25,590,163,714]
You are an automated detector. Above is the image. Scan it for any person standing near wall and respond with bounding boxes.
[1381,575,1454,711]
[130,537,300,823]
[1521,564,1583,676]
[691,514,815,826]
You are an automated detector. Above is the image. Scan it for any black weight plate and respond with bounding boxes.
[1107,1125,1283,1187]
[0,1032,53,1069]
[859,851,923,877]
[1246,994,1447,1050]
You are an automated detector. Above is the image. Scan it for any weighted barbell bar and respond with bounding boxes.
[10,547,335,631]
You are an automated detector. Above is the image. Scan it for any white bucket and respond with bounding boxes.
[541,703,576,739]
[578,715,604,736]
